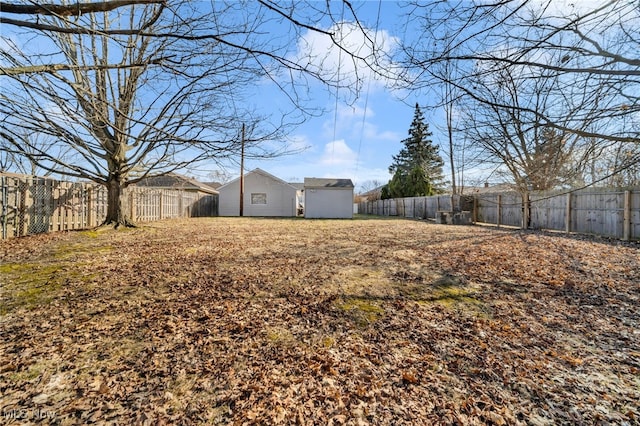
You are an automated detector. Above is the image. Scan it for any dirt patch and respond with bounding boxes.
[1,217,639,424]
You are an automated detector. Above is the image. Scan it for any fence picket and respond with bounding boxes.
[0,173,218,239]
[359,188,640,241]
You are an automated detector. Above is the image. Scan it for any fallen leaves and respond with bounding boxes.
[1,218,639,424]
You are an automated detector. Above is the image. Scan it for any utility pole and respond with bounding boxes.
[239,123,245,217]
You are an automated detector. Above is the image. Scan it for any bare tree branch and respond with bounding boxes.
[0,0,379,226]
[0,59,166,75]
[0,0,164,16]
[400,0,640,151]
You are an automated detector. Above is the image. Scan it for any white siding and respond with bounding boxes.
[305,188,354,218]
[218,171,298,217]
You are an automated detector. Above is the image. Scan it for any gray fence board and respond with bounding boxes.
[359,187,640,241]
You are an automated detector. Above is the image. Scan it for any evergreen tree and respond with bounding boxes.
[383,103,445,198]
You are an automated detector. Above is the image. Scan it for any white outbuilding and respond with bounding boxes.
[218,168,300,217]
[304,178,354,219]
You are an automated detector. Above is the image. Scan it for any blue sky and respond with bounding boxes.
[225,0,612,191]
[0,1,442,191]
[2,1,618,192]
[210,1,433,190]
[0,1,429,190]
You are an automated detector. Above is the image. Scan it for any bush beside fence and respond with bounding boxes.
[1,173,218,239]
[359,188,640,241]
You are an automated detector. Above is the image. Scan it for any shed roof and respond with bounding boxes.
[304,178,354,189]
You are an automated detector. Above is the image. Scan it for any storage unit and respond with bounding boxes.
[304,178,354,219]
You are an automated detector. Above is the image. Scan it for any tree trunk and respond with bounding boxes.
[445,85,457,195]
[104,175,134,227]
[447,116,456,195]
[522,191,531,230]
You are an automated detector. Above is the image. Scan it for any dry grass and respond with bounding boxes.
[1,217,639,425]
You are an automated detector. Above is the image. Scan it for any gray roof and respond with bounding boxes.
[217,168,298,191]
[460,183,514,195]
[304,178,354,189]
[358,185,385,196]
[135,173,218,194]
[289,182,305,191]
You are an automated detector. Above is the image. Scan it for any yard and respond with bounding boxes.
[1,217,639,425]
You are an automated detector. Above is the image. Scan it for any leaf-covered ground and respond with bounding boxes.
[1,217,639,425]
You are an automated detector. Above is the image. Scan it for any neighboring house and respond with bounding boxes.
[357,185,384,202]
[134,172,219,217]
[218,168,300,217]
[460,183,515,195]
[135,173,219,195]
[203,182,223,190]
[304,178,354,219]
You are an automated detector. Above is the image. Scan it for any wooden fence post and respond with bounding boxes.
[52,182,59,231]
[130,190,136,222]
[565,192,572,234]
[87,187,93,227]
[472,196,478,223]
[522,192,529,230]
[496,194,502,227]
[72,183,79,230]
[19,179,28,236]
[623,190,631,241]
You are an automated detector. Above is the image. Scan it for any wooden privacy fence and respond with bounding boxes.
[359,187,640,241]
[0,173,218,239]
[359,195,471,219]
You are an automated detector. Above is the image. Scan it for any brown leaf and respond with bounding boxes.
[401,371,419,384]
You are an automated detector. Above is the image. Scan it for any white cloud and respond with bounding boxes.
[291,21,400,94]
[323,102,400,144]
[531,0,609,18]
[525,0,633,30]
[320,139,357,166]
[284,134,312,153]
[351,166,391,186]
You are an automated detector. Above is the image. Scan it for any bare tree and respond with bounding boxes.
[434,57,464,195]
[584,141,640,187]
[357,179,384,201]
[0,131,68,176]
[458,66,600,195]
[206,169,235,186]
[0,1,379,226]
[0,1,162,16]
[400,1,640,146]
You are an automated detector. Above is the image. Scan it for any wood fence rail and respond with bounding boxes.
[358,188,640,241]
[0,173,218,239]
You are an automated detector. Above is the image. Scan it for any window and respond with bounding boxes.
[251,193,267,204]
